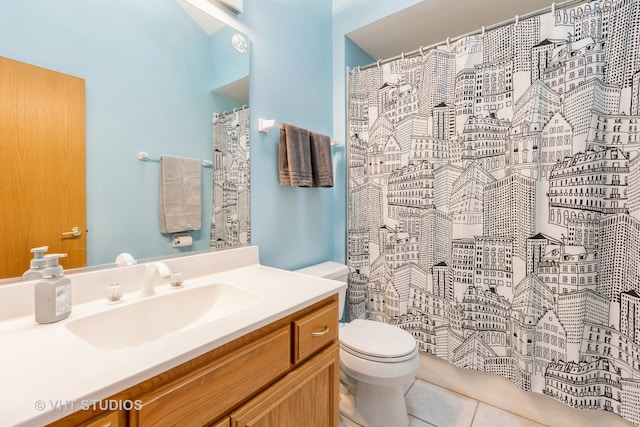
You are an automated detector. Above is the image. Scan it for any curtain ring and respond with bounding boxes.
[481,26,485,37]
[377,59,381,69]
[551,2,556,14]
[446,37,451,48]
[223,111,227,116]
[233,107,237,113]
[401,52,405,61]
[515,15,519,26]
[419,46,426,57]
[356,66,361,72]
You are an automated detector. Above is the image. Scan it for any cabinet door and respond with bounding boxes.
[230,343,339,427]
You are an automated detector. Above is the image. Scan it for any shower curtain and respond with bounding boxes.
[346,1,640,424]
[210,107,251,248]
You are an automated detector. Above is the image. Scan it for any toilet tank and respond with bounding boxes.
[295,261,348,320]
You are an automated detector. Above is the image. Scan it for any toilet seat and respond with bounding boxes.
[340,319,418,363]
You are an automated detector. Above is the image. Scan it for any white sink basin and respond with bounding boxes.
[65,284,261,350]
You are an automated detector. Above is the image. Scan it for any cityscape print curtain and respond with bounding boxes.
[210,107,251,248]
[346,1,640,423]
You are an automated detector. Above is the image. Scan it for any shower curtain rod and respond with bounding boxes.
[214,105,249,118]
[355,0,588,71]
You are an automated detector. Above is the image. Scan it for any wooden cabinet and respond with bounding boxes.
[82,411,124,427]
[231,343,339,427]
[293,301,338,364]
[131,327,291,426]
[47,295,339,427]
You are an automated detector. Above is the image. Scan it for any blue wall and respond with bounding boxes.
[237,0,335,269]
[210,25,249,92]
[0,0,421,274]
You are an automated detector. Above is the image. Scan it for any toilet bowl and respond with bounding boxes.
[296,262,420,427]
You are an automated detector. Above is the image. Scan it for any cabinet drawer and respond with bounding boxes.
[82,411,123,427]
[293,301,338,364]
[132,326,291,427]
[210,418,230,427]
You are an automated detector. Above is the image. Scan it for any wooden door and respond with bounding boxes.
[0,56,86,280]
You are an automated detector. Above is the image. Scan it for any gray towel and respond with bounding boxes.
[160,155,202,233]
[310,131,334,187]
[279,123,313,187]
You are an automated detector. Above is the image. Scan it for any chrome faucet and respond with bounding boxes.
[141,261,172,297]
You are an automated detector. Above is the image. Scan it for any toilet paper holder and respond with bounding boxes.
[172,234,193,248]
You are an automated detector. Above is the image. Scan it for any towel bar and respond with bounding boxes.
[257,119,341,146]
[138,152,213,168]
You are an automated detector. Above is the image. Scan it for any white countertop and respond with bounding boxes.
[0,247,345,426]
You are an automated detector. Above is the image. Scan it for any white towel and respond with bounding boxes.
[159,155,201,233]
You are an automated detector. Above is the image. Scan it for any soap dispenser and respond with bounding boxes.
[34,254,71,324]
[23,246,49,281]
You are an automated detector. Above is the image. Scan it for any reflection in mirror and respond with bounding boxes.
[0,57,87,280]
[209,23,251,249]
[211,107,251,248]
[0,1,250,282]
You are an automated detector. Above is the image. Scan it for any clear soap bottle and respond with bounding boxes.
[34,254,72,324]
[23,246,49,281]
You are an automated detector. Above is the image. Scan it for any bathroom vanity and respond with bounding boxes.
[0,246,344,427]
[51,296,339,427]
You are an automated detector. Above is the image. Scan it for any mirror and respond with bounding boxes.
[0,0,250,281]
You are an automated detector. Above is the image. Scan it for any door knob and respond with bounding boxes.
[61,226,83,238]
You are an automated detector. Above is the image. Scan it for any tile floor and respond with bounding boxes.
[339,378,547,427]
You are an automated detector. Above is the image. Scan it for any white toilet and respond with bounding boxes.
[296,262,420,427]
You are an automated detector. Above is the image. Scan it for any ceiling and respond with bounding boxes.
[177,0,228,35]
[347,0,556,62]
